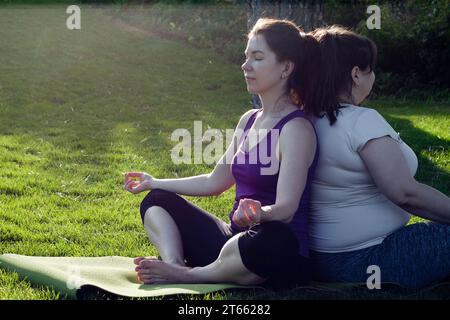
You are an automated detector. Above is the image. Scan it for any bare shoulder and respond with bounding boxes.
[282,117,316,141]
[237,109,259,129]
[277,117,316,165]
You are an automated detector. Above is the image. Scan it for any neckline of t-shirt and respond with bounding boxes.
[339,103,358,108]
[240,108,303,154]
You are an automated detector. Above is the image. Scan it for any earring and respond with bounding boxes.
[281,73,286,79]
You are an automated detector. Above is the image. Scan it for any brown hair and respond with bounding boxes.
[311,25,377,125]
[248,18,323,116]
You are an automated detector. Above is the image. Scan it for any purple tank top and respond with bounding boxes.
[230,108,319,258]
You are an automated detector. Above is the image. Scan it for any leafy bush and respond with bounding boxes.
[357,0,449,98]
[4,0,446,99]
[118,2,248,64]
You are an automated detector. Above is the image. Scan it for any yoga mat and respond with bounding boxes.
[0,254,254,299]
[3,254,447,299]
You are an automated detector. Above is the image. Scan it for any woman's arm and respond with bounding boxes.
[151,174,217,196]
[399,183,450,224]
[259,118,317,223]
[360,136,450,224]
[141,110,256,197]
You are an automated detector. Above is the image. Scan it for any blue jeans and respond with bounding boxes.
[311,222,450,288]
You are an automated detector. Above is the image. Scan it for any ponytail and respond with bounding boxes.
[311,25,378,125]
[294,33,323,117]
[313,30,341,125]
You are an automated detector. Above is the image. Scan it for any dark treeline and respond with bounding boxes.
[1,0,448,98]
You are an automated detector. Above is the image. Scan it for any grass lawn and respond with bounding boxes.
[0,5,449,300]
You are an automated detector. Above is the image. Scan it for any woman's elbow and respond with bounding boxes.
[208,183,233,196]
[281,204,299,223]
[384,181,419,206]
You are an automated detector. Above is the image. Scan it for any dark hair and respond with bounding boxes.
[311,25,377,125]
[248,18,323,116]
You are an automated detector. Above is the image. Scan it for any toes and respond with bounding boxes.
[136,269,154,277]
[139,274,156,284]
[133,257,145,265]
[134,256,159,266]
[134,260,185,285]
[139,259,161,268]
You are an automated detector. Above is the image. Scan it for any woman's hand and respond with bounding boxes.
[232,198,262,228]
[124,172,154,194]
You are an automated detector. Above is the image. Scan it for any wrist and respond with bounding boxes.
[260,205,272,222]
[150,178,161,190]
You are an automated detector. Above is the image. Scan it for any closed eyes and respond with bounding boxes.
[244,50,265,60]
[244,56,263,61]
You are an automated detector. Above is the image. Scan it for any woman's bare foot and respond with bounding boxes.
[134,258,193,284]
[133,256,159,266]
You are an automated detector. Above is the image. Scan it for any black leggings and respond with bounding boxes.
[139,189,311,289]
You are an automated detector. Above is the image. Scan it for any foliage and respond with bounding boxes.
[0,4,448,299]
[355,0,449,98]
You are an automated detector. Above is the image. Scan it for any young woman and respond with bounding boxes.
[122,18,323,289]
[309,25,450,288]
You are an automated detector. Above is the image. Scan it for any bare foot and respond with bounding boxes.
[135,259,193,284]
[133,256,159,266]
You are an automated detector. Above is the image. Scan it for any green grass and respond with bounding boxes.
[0,5,449,300]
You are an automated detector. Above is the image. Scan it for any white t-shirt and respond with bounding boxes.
[309,104,418,253]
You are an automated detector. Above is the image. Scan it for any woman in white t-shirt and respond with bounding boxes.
[309,26,450,288]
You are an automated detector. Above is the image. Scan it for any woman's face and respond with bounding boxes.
[241,34,286,95]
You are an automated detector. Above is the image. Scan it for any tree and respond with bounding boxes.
[246,0,325,32]
[244,0,325,108]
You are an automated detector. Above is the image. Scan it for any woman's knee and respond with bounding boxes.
[237,221,299,278]
[139,189,179,222]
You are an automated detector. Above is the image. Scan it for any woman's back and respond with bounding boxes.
[308,24,450,289]
[309,104,418,253]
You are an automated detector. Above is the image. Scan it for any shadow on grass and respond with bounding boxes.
[0,6,448,300]
[74,282,450,300]
[383,115,449,193]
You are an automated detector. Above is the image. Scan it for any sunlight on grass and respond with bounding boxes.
[0,5,448,300]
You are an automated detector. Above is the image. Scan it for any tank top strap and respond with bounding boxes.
[244,109,261,131]
[238,109,261,145]
[273,109,306,130]
[272,109,319,167]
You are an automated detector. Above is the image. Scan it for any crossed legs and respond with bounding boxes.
[135,189,307,288]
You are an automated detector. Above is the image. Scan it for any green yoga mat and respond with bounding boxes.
[0,254,254,299]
